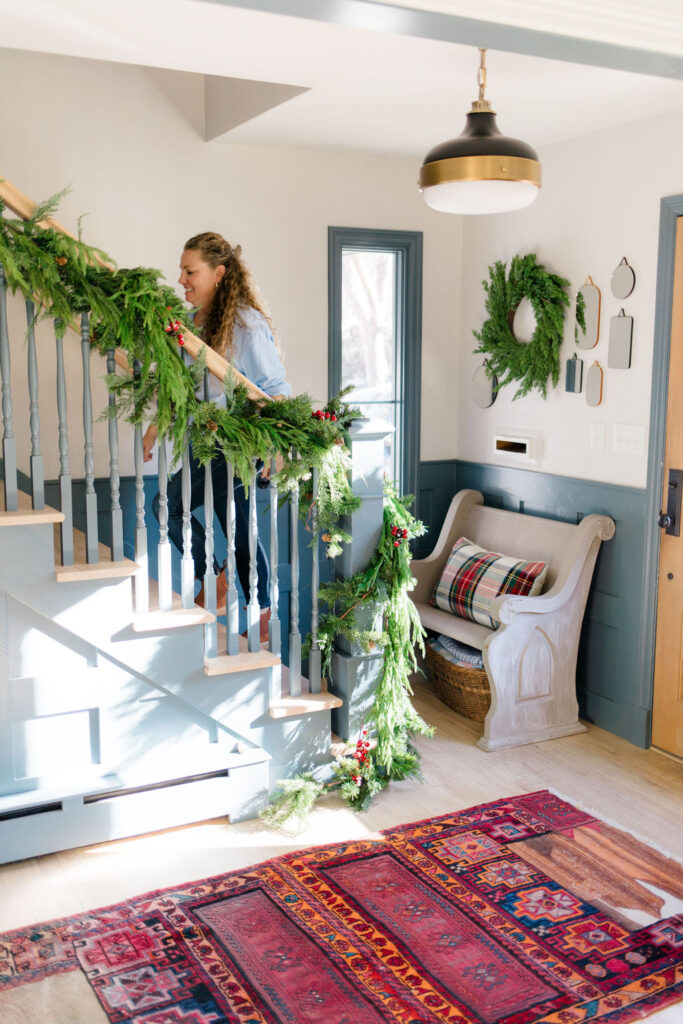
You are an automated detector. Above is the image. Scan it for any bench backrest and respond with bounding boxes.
[463,504,576,590]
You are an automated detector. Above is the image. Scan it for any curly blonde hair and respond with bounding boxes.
[184,232,273,357]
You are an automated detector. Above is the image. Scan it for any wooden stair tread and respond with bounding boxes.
[56,558,138,582]
[269,690,343,718]
[269,664,342,718]
[132,597,215,633]
[205,633,281,675]
[0,505,64,526]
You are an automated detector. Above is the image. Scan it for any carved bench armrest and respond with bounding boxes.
[490,513,614,626]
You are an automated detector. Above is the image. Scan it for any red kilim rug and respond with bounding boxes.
[1,791,682,1024]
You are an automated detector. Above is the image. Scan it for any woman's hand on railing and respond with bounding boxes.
[142,424,158,462]
[259,453,285,483]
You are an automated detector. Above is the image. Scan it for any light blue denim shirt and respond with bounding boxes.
[195,306,291,402]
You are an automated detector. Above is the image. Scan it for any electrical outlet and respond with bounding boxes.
[590,423,605,452]
[613,423,645,456]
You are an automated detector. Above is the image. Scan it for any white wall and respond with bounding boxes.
[0,47,461,478]
[457,107,683,489]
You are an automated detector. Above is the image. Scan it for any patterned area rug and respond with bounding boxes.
[1,791,682,1024]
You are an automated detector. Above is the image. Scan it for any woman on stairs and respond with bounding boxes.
[142,233,291,642]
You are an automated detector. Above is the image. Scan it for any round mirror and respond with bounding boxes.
[472,363,498,408]
[610,258,635,300]
[511,297,537,343]
[575,279,600,349]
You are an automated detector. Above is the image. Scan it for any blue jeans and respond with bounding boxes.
[152,453,270,608]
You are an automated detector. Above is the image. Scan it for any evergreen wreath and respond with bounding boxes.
[473,253,570,400]
[0,188,433,819]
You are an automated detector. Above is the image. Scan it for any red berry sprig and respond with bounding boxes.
[390,524,409,547]
[164,315,185,346]
[350,729,371,786]
[311,409,338,422]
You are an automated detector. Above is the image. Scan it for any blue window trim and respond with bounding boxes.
[328,226,422,500]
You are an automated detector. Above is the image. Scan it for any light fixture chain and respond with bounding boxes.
[478,47,487,102]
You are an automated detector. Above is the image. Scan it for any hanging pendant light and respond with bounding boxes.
[419,48,541,215]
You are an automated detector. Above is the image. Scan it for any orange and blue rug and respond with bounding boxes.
[0,791,681,1023]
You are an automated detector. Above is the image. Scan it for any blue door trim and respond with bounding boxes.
[641,195,683,730]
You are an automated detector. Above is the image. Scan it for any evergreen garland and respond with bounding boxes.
[0,192,362,553]
[262,483,433,825]
[473,253,570,400]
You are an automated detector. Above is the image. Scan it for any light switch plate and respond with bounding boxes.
[590,423,605,451]
[613,423,645,455]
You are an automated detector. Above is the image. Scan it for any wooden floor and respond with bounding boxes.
[1,677,682,1022]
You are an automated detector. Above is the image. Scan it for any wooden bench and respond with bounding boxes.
[412,489,615,751]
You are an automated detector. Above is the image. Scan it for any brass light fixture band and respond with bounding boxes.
[420,154,542,188]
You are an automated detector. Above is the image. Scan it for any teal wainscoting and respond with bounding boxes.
[417,459,651,749]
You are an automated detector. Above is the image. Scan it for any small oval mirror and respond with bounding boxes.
[472,362,498,408]
[610,258,635,299]
[586,361,604,407]
[575,278,600,349]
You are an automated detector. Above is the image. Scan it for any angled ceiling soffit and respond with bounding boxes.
[203,74,310,140]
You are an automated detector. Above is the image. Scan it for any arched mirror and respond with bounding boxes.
[586,361,604,407]
[575,277,601,349]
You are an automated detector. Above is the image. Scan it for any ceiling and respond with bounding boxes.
[1,0,683,157]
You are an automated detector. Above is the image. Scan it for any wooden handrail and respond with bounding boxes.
[0,177,269,402]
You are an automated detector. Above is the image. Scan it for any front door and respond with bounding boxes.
[652,216,683,757]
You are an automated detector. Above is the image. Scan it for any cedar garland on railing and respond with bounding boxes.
[0,187,432,820]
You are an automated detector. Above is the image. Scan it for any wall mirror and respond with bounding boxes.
[586,361,604,407]
[575,277,600,349]
[610,257,636,299]
[472,362,498,408]
[608,308,633,368]
[565,353,583,393]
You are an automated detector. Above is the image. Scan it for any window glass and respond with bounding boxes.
[341,249,396,403]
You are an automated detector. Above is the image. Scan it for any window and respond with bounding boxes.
[328,228,422,497]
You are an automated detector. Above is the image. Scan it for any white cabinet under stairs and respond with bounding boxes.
[0,496,342,864]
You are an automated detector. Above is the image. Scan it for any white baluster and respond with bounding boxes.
[288,467,302,697]
[25,300,44,509]
[106,348,123,561]
[80,313,98,563]
[0,265,17,512]
[308,467,322,694]
[55,320,73,565]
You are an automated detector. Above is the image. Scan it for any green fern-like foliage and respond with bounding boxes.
[473,253,570,400]
[0,191,362,527]
[574,287,587,345]
[259,774,326,829]
[317,482,433,771]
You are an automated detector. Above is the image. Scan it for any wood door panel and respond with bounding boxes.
[652,217,683,756]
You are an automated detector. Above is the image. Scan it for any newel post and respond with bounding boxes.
[328,418,393,741]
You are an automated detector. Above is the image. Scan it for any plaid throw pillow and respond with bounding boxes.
[431,537,548,629]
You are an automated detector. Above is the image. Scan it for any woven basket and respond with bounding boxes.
[426,643,491,722]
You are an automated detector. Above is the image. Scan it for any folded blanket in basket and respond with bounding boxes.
[429,635,484,670]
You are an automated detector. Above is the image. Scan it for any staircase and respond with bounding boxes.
[0,179,390,864]
[0,491,344,863]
